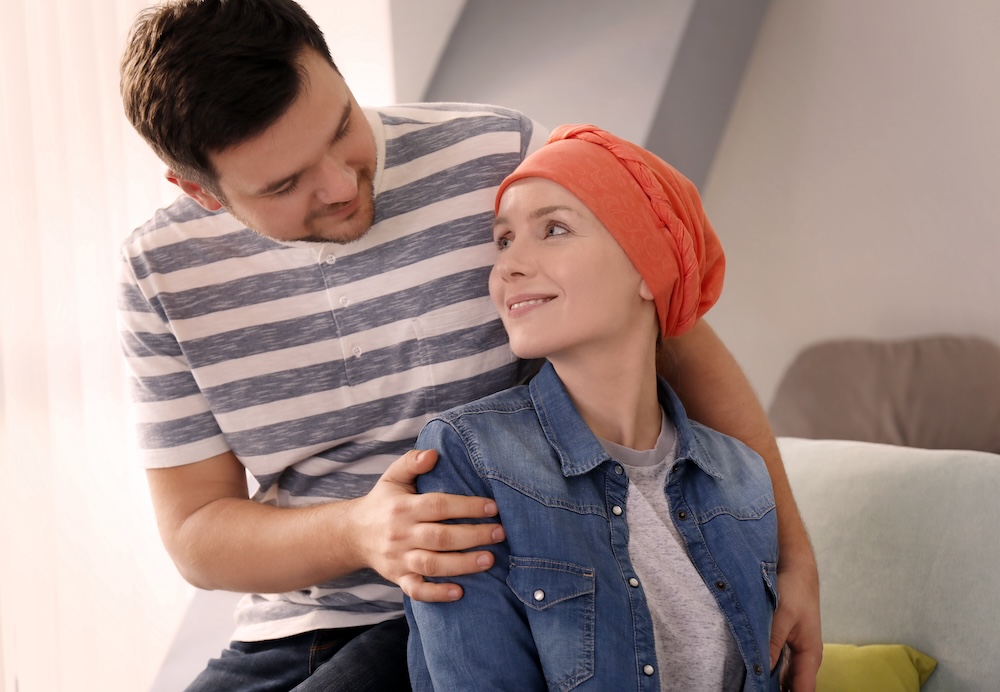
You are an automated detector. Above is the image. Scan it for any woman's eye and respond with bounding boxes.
[547,224,569,237]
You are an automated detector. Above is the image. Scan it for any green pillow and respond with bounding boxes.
[817,644,937,692]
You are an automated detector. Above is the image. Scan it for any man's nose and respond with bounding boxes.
[315,155,357,205]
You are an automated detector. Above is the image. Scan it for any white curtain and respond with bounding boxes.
[0,1,194,689]
[0,0,405,688]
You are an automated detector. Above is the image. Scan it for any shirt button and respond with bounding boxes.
[339,296,350,307]
[715,581,727,591]
[533,589,545,602]
[324,254,337,265]
[351,345,363,358]
[628,578,639,588]
[612,506,623,516]
[643,664,654,676]
[753,663,764,675]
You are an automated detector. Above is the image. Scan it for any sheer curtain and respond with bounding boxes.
[0,0,401,688]
[0,1,193,690]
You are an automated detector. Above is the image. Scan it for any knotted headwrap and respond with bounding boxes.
[495,124,725,338]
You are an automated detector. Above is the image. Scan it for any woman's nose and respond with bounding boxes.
[494,238,534,280]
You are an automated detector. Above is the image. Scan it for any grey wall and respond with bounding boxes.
[423,0,696,145]
[646,0,771,187]
[703,0,1000,405]
[422,0,769,187]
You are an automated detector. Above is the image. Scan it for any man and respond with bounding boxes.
[119,1,821,690]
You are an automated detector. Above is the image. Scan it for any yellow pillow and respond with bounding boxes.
[817,644,937,692]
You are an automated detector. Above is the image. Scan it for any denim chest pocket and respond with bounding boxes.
[507,557,596,691]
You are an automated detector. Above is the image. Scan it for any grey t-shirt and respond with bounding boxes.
[599,413,744,691]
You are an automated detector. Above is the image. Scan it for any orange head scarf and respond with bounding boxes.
[495,124,725,339]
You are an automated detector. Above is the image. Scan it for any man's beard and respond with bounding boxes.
[227,167,377,245]
[297,169,376,244]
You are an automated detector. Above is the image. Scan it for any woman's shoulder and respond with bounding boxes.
[430,384,535,426]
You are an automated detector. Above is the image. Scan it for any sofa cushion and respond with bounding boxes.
[817,643,936,691]
[769,336,1000,452]
[779,437,1000,692]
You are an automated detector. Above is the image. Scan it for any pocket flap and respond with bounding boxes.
[507,556,595,612]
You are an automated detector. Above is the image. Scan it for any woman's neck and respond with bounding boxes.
[550,341,662,451]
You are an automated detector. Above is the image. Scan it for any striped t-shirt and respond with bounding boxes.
[118,103,547,641]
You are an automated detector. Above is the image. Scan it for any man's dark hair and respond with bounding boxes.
[120,0,338,192]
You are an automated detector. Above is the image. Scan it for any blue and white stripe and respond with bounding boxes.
[118,103,546,640]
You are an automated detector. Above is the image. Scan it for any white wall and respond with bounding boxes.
[703,0,1000,406]
[390,0,466,103]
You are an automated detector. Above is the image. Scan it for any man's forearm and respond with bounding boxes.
[164,494,365,593]
[657,320,815,564]
[147,452,367,594]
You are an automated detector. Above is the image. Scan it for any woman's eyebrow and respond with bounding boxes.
[493,204,575,230]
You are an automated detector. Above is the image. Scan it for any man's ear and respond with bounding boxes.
[639,279,655,302]
[165,169,224,211]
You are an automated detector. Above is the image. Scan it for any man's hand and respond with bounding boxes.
[770,559,823,691]
[351,449,505,603]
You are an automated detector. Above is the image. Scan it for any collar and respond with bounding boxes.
[528,361,724,480]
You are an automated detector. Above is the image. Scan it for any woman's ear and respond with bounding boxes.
[639,279,655,302]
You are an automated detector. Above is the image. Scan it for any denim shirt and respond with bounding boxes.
[405,362,779,692]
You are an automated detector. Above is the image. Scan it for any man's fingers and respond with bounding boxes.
[406,545,497,579]
[380,449,439,489]
[398,572,464,603]
[769,608,792,670]
[413,491,500,524]
[785,649,822,692]
[415,517,505,553]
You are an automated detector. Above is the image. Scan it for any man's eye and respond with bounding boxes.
[495,236,511,250]
[333,119,351,143]
[274,180,299,197]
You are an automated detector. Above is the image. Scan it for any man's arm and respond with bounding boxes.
[657,319,823,691]
[146,448,504,602]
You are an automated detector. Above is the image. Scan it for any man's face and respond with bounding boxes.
[198,49,377,243]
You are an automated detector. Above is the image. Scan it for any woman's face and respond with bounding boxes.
[490,177,656,363]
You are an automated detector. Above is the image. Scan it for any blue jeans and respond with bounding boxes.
[186,617,411,692]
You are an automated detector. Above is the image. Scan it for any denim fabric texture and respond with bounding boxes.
[405,361,779,692]
[185,618,410,692]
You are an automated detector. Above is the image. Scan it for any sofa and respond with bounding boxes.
[780,436,1000,691]
[152,436,1000,690]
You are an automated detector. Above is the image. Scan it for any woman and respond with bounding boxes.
[405,125,780,691]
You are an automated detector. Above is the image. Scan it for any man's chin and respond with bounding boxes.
[304,206,375,244]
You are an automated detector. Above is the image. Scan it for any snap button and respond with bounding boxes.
[643,664,654,676]
[612,506,623,516]
[715,581,727,590]
[677,510,687,520]
[351,345,363,357]
[533,589,545,602]
[614,464,623,474]
[628,578,639,588]
[754,663,764,675]
[324,254,337,265]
